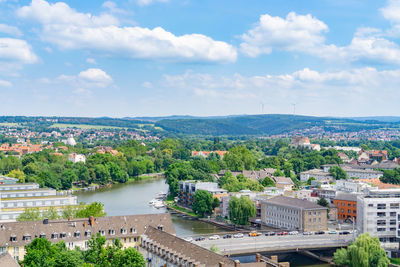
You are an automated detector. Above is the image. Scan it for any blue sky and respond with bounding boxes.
[1,0,400,117]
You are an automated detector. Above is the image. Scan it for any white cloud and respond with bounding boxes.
[381,0,400,24]
[102,1,127,14]
[142,81,153,88]
[0,24,23,37]
[240,11,400,65]
[18,0,236,63]
[162,68,400,115]
[240,12,331,57]
[0,79,12,87]
[136,0,168,6]
[78,68,112,87]
[0,38,38,64]
[86,58,97,64]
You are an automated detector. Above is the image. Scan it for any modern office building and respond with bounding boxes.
[0,214,175,262]
[260,196,328,232]
[357,189,400,247]
[333,192,358,222]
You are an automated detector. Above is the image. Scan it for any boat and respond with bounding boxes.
[149,199,157,205]
[153,201,165,209]
[155,191,167,200]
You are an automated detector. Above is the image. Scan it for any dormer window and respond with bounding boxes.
[23,235,31,241]
[74,231,80,238]
[130,228,136,234]
[60,232,66,239]
[157,225,164,231]
[40,233,46,238]
[10,235,17,242]
[85,230,91,237]
[109,229,115,235]
[99,230,105,236]
[51,233,58,239]
[121,229,127,235]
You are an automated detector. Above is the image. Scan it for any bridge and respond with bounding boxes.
[193,233,353,255]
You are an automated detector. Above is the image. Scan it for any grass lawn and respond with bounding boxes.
[0,122,20,127]
[390,258,400,265]
[170,204,199,217]
[50,123,123,129]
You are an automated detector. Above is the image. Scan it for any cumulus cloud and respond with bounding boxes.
[381,0,400,24]
[0,24,23,37]
[240,10,400,65]
[17,0,237,63]
[162,68,400,115]
[0,38,38,64]
[78,68,113,87]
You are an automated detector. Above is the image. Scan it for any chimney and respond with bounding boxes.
[256,254,261,262]
[68,217,73,221]
[234,260,240,267]
[83,221,88,227]
[89,216,95,226]
[43,218,49,225]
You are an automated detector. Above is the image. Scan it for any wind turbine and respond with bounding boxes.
[291,103,297,116]
[260,102,265,114]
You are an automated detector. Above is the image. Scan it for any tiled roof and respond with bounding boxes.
[0,253,19,267]
[0,214,175,247]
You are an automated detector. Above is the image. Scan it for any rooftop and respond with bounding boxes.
[262,196,327,210]
[334,192,359,202]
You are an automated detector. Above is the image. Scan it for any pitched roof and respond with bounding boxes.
[143,226,235,267]
[0,214,175,247]
[0,253,19,267]
[262,196,327,210]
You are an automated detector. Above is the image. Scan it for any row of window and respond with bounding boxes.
[368,203,400,209]
[340,209,356,214]
[10,228,138,242]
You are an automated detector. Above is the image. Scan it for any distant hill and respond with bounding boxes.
[346,116,400,123]
[154,114,381,136]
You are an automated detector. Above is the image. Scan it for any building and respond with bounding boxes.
[300,169,333,182]
[321,164,383,180]
[333,192,358,222]
[335,180,377,193]
[178,181,227,208]
[260,196,328,232]
[0,252,19,267]
[290,136,321,151]
[312,188,336,204]
[271,176,294,191]
[0,182,78,222]
[338,152,350,163]
[357,189,400,248]
[0,213,175,261]
[0,176,18,185]
[68,153,86,163]
[140,226,273,267]
[217,169,273,181]
[191,151,227,158]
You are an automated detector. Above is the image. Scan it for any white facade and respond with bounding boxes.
[335,180,377,193]
[357,189,400,245]
[68,153,86,163]
[300,169,333,182]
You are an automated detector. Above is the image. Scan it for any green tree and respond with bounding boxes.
[260,177,275,187]
[94,164,111,184]
[307,177,316,185]
[75,202,106,218]
[329,166,348,180]
[61,169,77,190]
[317,197,329,208]
[7,169,26,183]
[224,146,256,171]
[113,247,146,267]
[192,190,214,217]
[17,207,42,221]
[333,233,389,267]
[229,196,256,225]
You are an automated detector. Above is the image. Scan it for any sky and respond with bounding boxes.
[1,0,400,118]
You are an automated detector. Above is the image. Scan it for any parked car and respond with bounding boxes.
[248,231,260,237]
[223,234,232,239]
[328,230,337,234]
[303,232,312,235]
[289,231,298,235]
[314,231,325,235]
[233,233,244,238]
[209,235,220,240]
[339,231,351,235]
[195,237,205,241]
[184,237,193,242]
[265,232,276,236]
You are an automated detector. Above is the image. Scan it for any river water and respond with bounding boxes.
[74,178,331,266]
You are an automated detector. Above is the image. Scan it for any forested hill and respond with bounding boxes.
[155,114,389,136]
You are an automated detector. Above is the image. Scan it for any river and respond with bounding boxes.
[74,178,331,266]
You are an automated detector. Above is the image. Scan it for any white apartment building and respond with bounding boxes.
[357,189,400,247]
[68,153,86,163]
[300,169,333,182]
[335,180,377,193]
[0,183,39,191]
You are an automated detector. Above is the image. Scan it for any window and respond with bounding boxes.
[109,229,115,235]
[377,228,386,232]
[342,203,345,206]
[40,234,46,238]
[348,209,351,213]
[390,203,399,209]
[377,212,386,217]
[130,228,136,234]
[23,235,31,241]
[348,203,351,207]
[51,233,58,239]
[377,204,386,210]
[13,247,19,254]
[377,220,386,226]
[85,230,91,237]
[368,204,374,207]
[353,210,356,214]
[121,229,127,235]
[341,209,344,212]
[74,231,80,238]
[60,232,66,239]
[390,212,396,217]
[10,235,17,242]
[99,230,105,236]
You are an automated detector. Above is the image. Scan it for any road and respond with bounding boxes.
[193,233,354,255]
